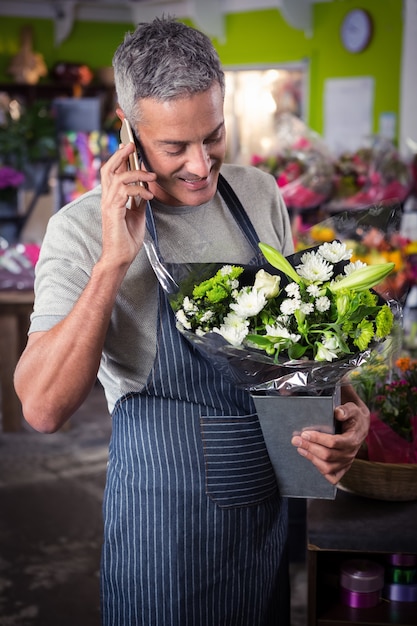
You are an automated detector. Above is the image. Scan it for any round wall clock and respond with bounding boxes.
[340,9,373,53]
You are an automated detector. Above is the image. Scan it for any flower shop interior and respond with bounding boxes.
[1,1,417,625]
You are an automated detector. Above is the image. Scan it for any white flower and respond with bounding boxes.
[183,296,197,313]
[280,298,301,315]
[223,311,246,326]
[296,252,334,283]
[176,309,192,330]
[253,269,280,298]
[230,287,266,318]
[318,241,352,263]
[344,260,367,275]
[315,296,331,312]
[285,282,300,297]
[307,284,321,297]
[220,265,233,276]
[265,323,301,343]
[200,310,214,323]
[315,343,339,362]
[315,333,343,361]
[213,316,249,346]
[300,301,314,315]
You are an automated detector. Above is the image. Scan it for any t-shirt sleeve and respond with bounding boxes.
[29,208,100,333]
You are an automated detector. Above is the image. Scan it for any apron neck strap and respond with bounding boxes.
[146,173,261,253]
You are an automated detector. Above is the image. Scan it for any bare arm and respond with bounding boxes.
[14,143,156,433]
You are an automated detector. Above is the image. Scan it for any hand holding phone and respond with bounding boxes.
[120,118,141,172]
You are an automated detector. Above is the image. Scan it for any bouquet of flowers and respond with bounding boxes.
[350,353,417,464]
[251,114,334,211]
[170,240,395,393]
[331,139,413,209]
[145,212,398,498]
[0,165,25,204]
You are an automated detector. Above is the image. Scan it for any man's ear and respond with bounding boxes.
[116,107,125,123]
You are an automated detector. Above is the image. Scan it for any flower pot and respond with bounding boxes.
[252,390,339,499]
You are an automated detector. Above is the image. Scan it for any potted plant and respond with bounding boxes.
[0,94,57,190]
[340,352,417,500]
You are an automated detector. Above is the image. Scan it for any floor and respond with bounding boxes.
[0,383,307,626]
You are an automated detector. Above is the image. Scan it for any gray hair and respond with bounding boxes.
[113,16,225,128]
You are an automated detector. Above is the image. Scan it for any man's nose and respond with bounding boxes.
[186,144,211,177]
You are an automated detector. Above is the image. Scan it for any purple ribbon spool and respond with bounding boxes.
[340,559,384,609]
[341,587,381,609]
[388,553,417,567]
[384,583,417,603]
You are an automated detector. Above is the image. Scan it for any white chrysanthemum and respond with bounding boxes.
[296,252,334,283]
[318,241,352,263]
[307,284,321,297]
[182,296,197,313]
[223,311,246,325]
[315,296,331,312]
[213,317,249,346]
[277,314,290,325]
[344,260,367,275]
[285,282,300,297]
[300,301,314,315]
[220,265,233,276]
[265,323,301,343]
[280,298,301,315]
[176,309,192,330]
[230,287,266,318]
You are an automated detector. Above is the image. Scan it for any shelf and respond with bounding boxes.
[0,82,115,100]
[307,491,417,626]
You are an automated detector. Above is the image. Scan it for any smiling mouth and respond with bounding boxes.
[179,177,206,183]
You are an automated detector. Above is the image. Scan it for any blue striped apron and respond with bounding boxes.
[100,176,290,626]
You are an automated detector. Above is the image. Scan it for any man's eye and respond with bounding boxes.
[206,134,222,145]
[167,147,185,156]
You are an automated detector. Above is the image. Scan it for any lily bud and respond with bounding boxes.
[259,243,301,284]
[329,262,395,293]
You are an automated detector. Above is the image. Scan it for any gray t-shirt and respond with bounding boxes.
[30,163,293,411]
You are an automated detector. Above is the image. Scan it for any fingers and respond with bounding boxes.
[101,143,156,202]
[291,431,355,484]
[290,393,370,483]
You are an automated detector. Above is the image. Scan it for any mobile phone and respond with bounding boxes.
[120,118,140,172]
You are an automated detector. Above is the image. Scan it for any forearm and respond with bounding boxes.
[14,259,127,432]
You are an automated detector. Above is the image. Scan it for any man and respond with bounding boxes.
[15,17,369,626]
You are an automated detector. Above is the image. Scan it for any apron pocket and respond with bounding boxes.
[200,412,278,508]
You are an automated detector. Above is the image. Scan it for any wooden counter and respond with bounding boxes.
[0,290,34,432]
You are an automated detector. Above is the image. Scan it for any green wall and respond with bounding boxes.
[0,0,403,142]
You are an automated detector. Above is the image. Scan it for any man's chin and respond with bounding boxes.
[155,176,219,207]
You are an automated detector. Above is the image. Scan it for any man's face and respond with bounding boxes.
[134,83,226,207]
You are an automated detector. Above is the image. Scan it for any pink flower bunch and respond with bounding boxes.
[0,165,25,190]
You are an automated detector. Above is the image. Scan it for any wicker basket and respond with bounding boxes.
[338,458,417,501]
